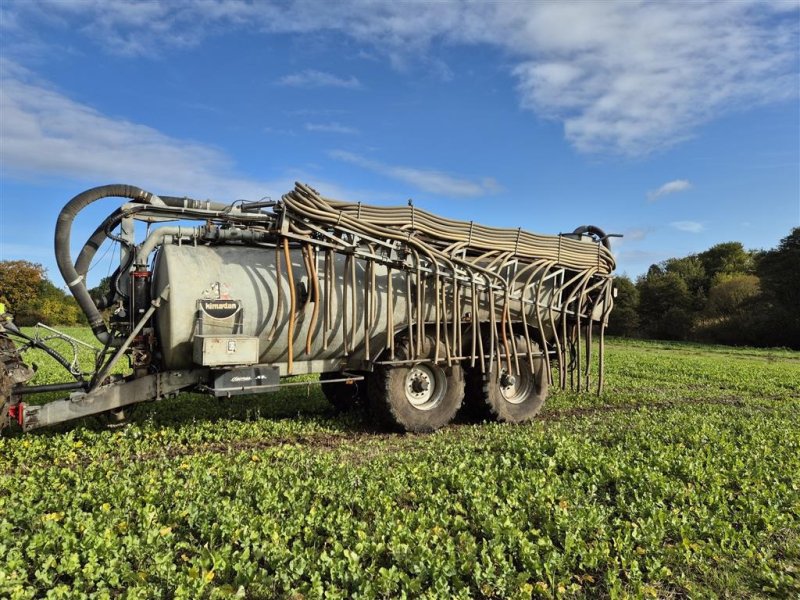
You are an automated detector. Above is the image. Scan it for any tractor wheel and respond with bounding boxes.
[1,335,34,434]
[0,361,12,433]
[0,360,11,411]
[367,337,464,432]
[474,336,548,423]
[319,371,366,412]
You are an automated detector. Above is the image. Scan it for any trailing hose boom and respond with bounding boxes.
[1,182,616,433]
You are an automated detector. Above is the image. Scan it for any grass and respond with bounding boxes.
[1,330,798,598]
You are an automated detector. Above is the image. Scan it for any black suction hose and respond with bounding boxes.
[60,185,240,345]
[55,184,158,346]
[73,194,237,279]
[74,207,127,277]
[572,225,611,250]
[75,207,135,309]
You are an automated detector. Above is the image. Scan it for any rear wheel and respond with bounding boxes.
[468,336,548,423]
[368,337,464,432]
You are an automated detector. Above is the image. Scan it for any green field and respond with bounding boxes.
[1,331,799,598]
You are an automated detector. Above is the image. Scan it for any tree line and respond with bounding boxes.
[608,227,799,349]
[0,261,86,326]
[1,227,798,348]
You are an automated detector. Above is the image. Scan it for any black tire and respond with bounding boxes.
[0,360,10,416]
[1,336,33,434]
[477,336,548,423]
[0,336,22,405]
[0,361,11,433]
[367,336,464,433]
[319,372,365,413]
[461,364,493,422]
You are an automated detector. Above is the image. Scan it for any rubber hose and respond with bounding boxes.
[55,184,157,346]
[74,207,127,277]
[571,225,611,250]
[283,184,615,273]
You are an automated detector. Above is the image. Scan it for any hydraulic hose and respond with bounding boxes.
[317,193,615,273]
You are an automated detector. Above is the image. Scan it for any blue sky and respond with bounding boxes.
[1,0,798,287]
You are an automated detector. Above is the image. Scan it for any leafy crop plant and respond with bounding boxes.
[1,332,798,598]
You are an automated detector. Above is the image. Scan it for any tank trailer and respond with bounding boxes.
[0,183,616,433]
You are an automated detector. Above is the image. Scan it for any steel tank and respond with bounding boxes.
[153,244,413,370]
[152,243,555,371]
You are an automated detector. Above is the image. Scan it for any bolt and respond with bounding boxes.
[500,373,516,388]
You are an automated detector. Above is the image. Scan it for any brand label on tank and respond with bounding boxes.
[199,299,241,320]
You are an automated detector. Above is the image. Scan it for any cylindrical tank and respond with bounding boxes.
[152,243,555,370]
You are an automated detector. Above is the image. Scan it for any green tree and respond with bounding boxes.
[637,271,694,340]
[0,260,86,326]
[697,242,754,283]
[607,275,639,337]
[695,274,762,345]
[0,260,46,314]
[35,280,84,326]
[662,255,707,310]
[758,227,800,312]
[706,274,761,317]
[754,227,800,348]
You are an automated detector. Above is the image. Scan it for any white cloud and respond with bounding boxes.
[0,59,357,201]
[305,122,359,134]
[276,69,362,89]
[0,59,459,207]
[647,179,693,202]
[329,150,501,198]
[670,221,705,233]
[3,1,798,155]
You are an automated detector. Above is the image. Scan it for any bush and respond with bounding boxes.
[0,260,86,326]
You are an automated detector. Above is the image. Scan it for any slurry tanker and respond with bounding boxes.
[0,183,616,433]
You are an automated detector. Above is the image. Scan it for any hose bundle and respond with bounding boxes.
[282,183,614,274]
[280,182,615,393]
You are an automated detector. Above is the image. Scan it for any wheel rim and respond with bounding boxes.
[498,366,534,405]
[404,364,446,411]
